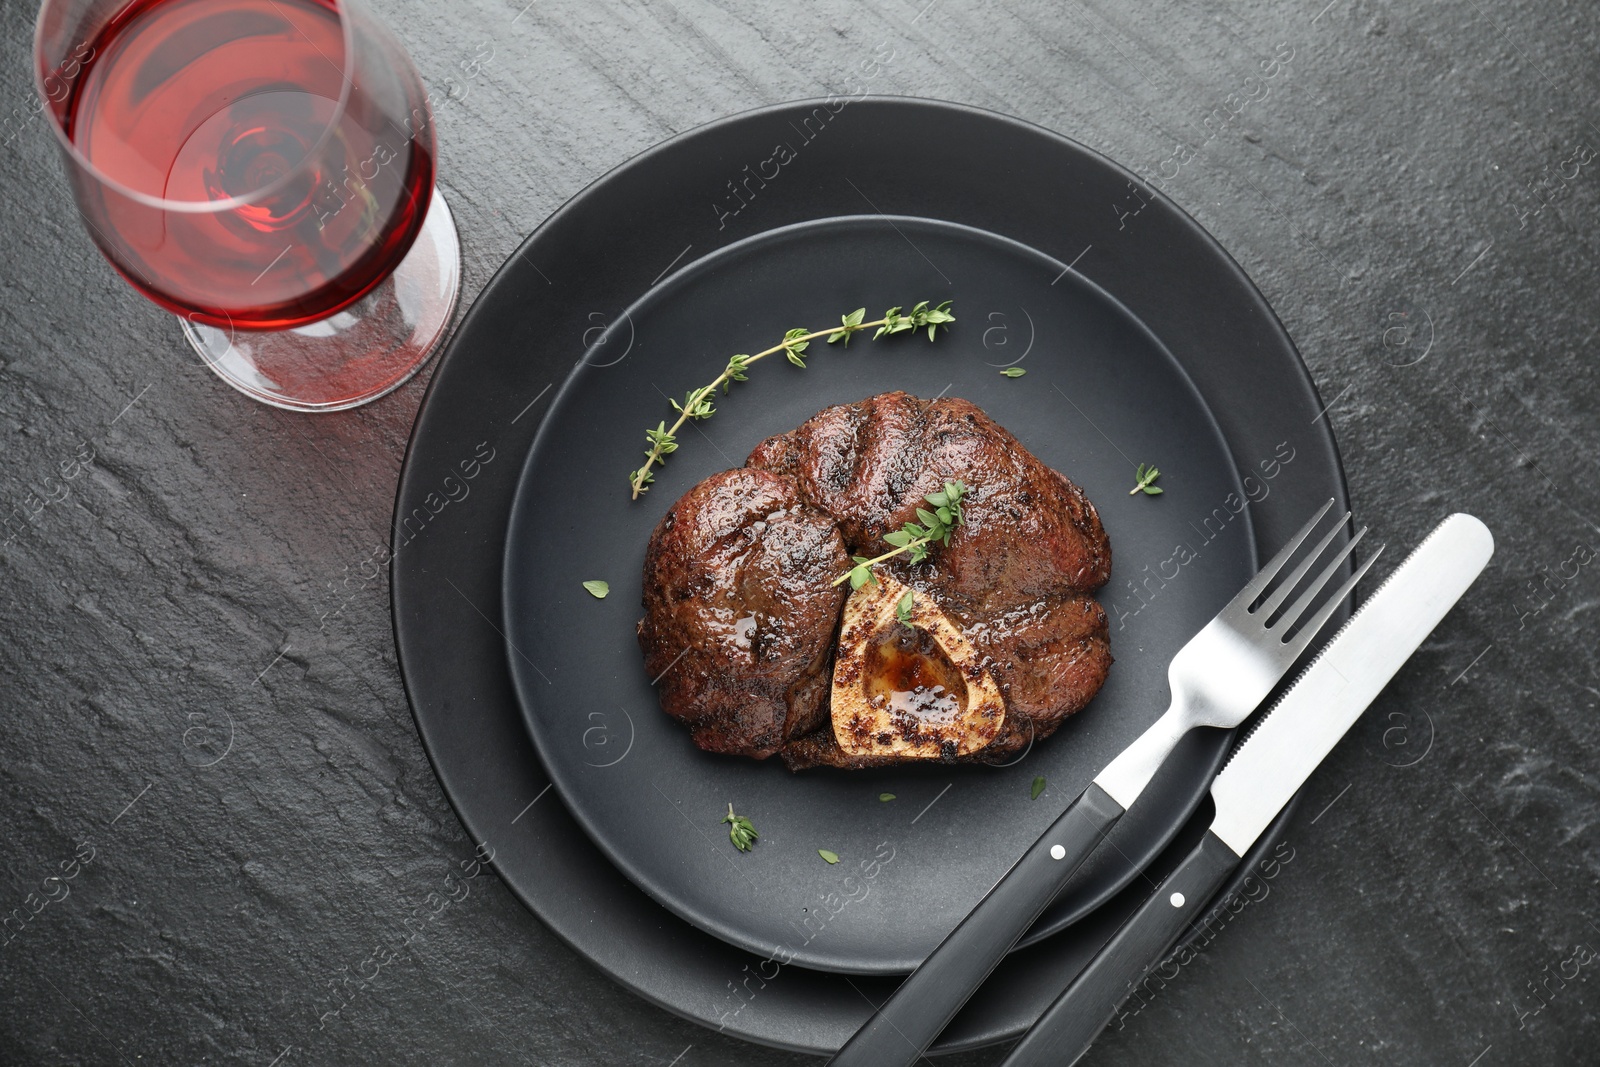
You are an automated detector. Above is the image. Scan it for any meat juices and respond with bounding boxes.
[637,392,1113,769]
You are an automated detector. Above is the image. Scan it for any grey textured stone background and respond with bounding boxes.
[2,0,1597,1063]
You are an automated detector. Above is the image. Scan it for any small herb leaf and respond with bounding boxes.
[1031,776,1046,800]
[582,580,609,599]
[1000,367,1027,378]
[1130,463,1162,496]
[879,793,896,802]
[644,422,678,458]
[723,354,751,392]
[896,590,915,624]
[723,803,758,852]
[828,307,868,345]
[818,849,840,865]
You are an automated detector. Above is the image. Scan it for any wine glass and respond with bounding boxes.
[34,0,461,412]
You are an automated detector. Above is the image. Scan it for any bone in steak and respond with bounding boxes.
[637,391,1112,769]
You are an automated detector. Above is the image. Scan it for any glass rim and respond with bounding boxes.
[32,0,358,215]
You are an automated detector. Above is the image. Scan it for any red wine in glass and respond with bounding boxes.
[36,0,461,410]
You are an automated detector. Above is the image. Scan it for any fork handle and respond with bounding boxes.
[827,784,1125,1067]
[1000,830,1242,1067]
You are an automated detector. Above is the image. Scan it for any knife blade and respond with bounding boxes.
[1000,512,1494,1067]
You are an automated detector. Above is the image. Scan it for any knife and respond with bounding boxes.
[999,512,1494,1066]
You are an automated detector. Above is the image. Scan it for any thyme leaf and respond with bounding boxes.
[896,590,915,624]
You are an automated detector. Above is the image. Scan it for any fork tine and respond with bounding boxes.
[1229,498,1336,610]
[1275,544,1384,663]
[1276,530,1380,654]
[1252,511,1352,623]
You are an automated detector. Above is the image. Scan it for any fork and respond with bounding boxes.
[828,499,1379,1067]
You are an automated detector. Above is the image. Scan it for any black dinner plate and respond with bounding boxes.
[393,96,1347,1050]
[502,213,1257,975]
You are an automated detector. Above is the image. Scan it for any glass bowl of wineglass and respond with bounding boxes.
[34,0,461,412]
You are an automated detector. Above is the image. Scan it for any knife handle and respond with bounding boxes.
[1000,829,1243,1067]
[828,784,1124,1067]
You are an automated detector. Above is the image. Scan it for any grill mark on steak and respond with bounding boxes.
[641,392,1113,769]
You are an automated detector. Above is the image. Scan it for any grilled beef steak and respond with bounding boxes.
[638,392,1112,768]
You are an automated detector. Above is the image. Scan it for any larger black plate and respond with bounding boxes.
[502,213,1257,974]
[393,97,1346,1051]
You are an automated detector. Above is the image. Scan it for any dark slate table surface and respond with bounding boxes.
[3,1,1598,1063]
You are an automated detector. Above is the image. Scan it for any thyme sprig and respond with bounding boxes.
[1130,463,1162,496]
[834,480,968,589]
[723,803,758,852]
[627,301,956,499]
